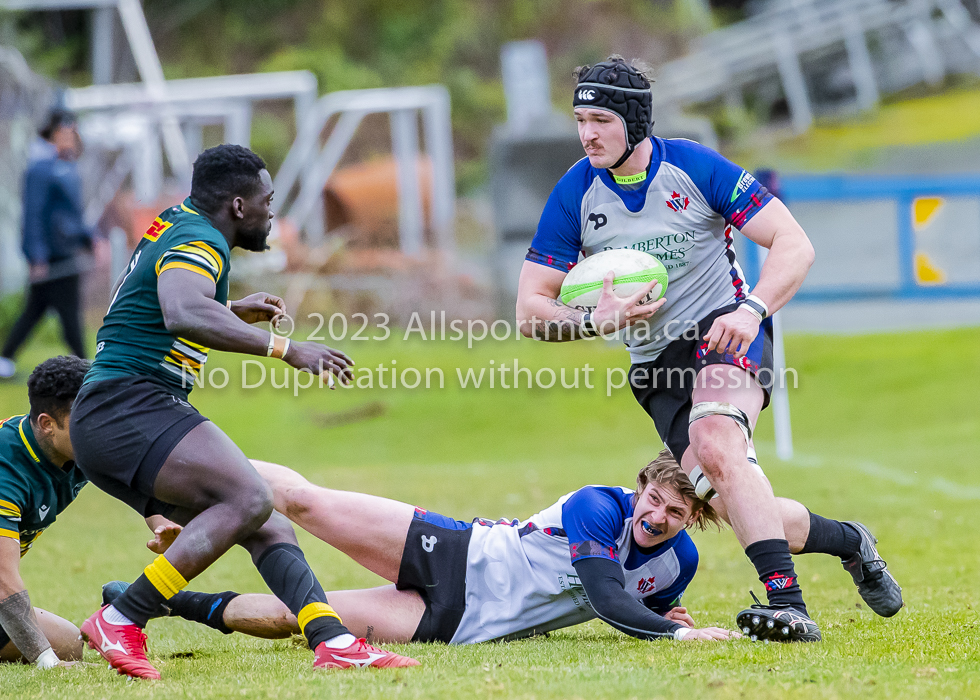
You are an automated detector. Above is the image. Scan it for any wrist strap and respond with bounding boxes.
[272,333,289,360]
[579,312,600,338]
[740,303,764,323]
[673,627,691,641]
[267,333,291,359]
[744,294,769,319]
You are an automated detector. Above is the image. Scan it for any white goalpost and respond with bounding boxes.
[755,245,794,461]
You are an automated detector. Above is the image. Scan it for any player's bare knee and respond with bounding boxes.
[52,632,83,661]
[281,485,318,521]
[690,418,740,481]
[237,485,275,531]
[36,609,83,661]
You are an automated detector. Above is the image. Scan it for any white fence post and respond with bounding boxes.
[391,108,424,257]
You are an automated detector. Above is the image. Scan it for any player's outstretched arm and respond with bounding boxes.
[517,262,663,341]
[0,537,81,667]
[574,557,739,642]
[158,268,354,384]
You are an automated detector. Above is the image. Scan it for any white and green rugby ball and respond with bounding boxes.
[560,249,668,311]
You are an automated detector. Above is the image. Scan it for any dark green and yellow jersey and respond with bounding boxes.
[85,198,230,397]
[0,415,88,557]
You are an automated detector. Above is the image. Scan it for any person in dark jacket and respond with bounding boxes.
[0,110,93,379]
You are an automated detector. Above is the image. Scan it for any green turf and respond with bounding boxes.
[729,84,980,172]
[0,325,977,699]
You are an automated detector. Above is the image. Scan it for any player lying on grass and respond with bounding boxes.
[69,144,415,678]
[106,450,742,644]
[0,357,91,669]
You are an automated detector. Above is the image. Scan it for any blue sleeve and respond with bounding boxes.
[644,531,699,614]
[662,139,773,229]
[562,486,628,563]
[525,161,589,272]
[21,163,51,264]
[574,558,682,639]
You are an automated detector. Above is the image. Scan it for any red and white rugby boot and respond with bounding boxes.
[313,638,420,670]
[79,606,161,679]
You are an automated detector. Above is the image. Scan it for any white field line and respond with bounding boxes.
[764,447,980,501]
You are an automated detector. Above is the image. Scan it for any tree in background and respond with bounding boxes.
[5,0,683,192]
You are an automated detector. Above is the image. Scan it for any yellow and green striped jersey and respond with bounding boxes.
[0,415,88,557]
[85,198,230,397]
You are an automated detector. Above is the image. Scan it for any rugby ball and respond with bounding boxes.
[560,249,668,310]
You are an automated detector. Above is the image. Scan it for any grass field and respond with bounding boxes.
[729,83,980,173]
[0,323,977,699]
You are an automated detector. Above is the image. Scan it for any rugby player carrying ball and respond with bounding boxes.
[515,56,902,642]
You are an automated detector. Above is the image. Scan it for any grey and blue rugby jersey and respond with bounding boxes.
[526,136,773,363]
[450,486,697,644]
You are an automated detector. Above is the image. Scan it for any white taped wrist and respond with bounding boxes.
[267,333,290,359]
[740,302,764,323]
[673,627,692,641]
[35,647,58,669]
[747,294,769,317]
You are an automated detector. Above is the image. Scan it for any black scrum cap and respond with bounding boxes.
[573,59,653,168]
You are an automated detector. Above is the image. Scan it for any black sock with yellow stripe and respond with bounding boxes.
[256,543,348,649]
[112,555,188,628]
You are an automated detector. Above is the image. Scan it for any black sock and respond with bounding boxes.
[799,513,862,559]
[110,574,168,628]
[255,543,348,649]
[168,590,239,634]
[745,538,808,616]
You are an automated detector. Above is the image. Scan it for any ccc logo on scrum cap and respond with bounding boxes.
[577,88,596,101]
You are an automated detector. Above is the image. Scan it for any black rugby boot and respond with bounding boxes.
[737,592,821,643]
[841,521,904,617]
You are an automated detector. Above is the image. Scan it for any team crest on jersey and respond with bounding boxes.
[143,217,173,242]
[637,576,656,594]
[666,191,689,212]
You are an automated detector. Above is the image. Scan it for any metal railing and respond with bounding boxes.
[655,0,980,132]
[274,85,456,256]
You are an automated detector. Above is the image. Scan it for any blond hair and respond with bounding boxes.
[635,448,723,532]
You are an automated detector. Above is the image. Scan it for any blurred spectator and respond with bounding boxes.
[0,110,92,379]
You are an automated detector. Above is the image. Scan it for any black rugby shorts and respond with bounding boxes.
[630,304,774,461]
[70,377,208,518]
[397,508,472,644]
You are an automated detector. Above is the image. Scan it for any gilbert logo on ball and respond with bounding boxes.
[559,249,668,311]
